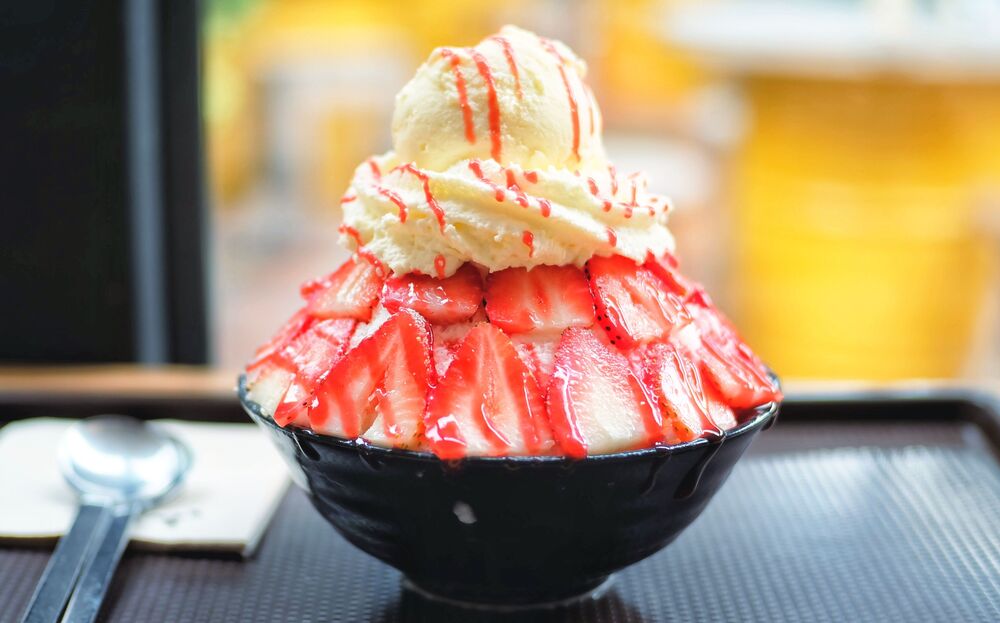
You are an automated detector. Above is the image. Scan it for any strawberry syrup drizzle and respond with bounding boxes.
[396,163,446,232]
[491,36,522,99]
[470,160,551,217]
[620,177,639,218]
[367,158,381,179]
[505,169,530,208]
[538,198,552,217]
[471,49,503,162]
[587,177,612,212]
[522,230,535,257]
[339,224,363,247]
[340,194,357,204]
[434,254,447,279]
[608,164,618,195]
[377,187,408,223]
[523,170,538,184]
[606,227,617,247]
[468,160,506,201]
[440,49,476,144]
[357,249,387,278]
[539,37,580,162]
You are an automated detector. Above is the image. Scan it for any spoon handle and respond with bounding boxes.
[19,504,110,623]
[60,506,137,623]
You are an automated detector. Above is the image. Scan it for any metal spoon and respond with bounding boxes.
[19,415,191,623]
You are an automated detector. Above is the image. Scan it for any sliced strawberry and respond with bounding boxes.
[302,256,384,321]
[247,308,315,371]
[678,305,781,410]
[272,318,356,428]
[705,382,738,432]
[424,323,555,459]
[381,263,483,324]
[546,328,662,458]
[485,265,595,335]
[309,310,432,450]
[640,342,736,444]
[511,335,558,387]
[643,252,692,299]
[246,361,296,418]
[432,323,475,378]
[586,254,691,349]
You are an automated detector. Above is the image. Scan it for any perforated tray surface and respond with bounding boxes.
[2,406,1000,622]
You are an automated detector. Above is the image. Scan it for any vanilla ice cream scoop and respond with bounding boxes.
[340,26,675,277]
[392,25,607,172]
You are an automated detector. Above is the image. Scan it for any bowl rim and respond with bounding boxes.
[238,373,780,465]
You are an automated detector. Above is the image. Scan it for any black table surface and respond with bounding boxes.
[2,405,999,622]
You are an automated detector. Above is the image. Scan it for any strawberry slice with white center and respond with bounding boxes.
[431,323,476,378]
[246,361,296,418]
[484,265,595,335]
[511,334,558,388]
[247,308,314,372]
[640,342,735,443]
[382,263,483,324]
[424,323,555,459]
[302,256,385,321]
[309,309,432,450]
[679,305,781,410]
[643,252,693,299]
[586,254,691,349]
[272,318,357,428]
[245,309,316,416]
[546,327,662,458]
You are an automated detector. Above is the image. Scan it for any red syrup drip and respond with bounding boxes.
[538,198,552,217]
[505,169,529,208]
[539,37,580,162]
[606,227,617,247]
[608,164,618,195]
[586,176,611,211]
[491,36,522,99]
[522,230,535,257]
[339,224,363,247]
[440,49,476,144]
[340,194,357,204]
[367,158,381,179]
[524,170,538,184]
[377,187,408,223]
[397,163,446,233]
[471,49,502,162]
[357,248,386,278]
[434,254,447,279]
[468,160,506,202]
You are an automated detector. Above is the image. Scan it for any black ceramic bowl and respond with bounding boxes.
[240,375,778,607]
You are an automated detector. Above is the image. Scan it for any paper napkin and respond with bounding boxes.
[0,418,290,557]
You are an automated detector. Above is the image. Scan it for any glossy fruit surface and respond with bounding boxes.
[245,254,781,458]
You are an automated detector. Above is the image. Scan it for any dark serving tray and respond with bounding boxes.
[1,390,998,622]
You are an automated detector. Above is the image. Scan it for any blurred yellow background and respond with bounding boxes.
[204,0,1000,382]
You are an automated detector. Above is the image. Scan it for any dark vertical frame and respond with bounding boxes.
[118,0,210,364]
[158,0,210,364]
[0,0,209,364]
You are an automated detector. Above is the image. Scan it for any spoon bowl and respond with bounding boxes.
[58,415,191,507]
[19,416,191,623]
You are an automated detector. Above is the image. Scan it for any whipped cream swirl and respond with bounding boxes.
[340,154,674,277]
[337,26,676,277]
